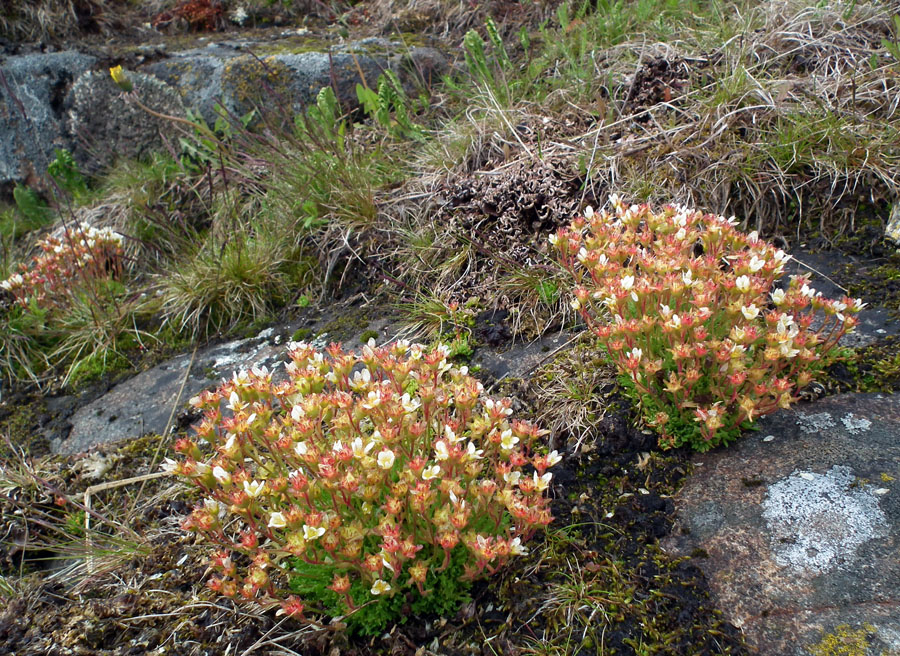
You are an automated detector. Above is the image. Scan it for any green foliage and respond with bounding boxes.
[47,148,87,200]
[356,71,425,140]
[12,185,52,228]
[882,14,900,63]
[288,543,472,636]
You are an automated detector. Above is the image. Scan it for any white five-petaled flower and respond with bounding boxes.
[771,289,786,305]
[741,304,760,320]
[243,480,265,498]
[351,437,375,458]
[401,393,420,413]
[503,471,521,485]
[546,450,562,467]
[226,391,244,412]
[509,537,529,556]
[629,347,642,361]
[499,429,519,451]
[212,466,232,485]
[445,424,464,444]
[294,441,309,457]
[290,404,305,421]
[533,472,553,493]
[434,440,450,461]
[302,525,326,540]
[621,275,635,291]
[584,205,595,218]
[268,512,287,529]
[422,465,441,480]
[371,579,392,595]
[466,442,484,460]
[735,275,751,293]
[748,255,766,272]
[377,449,395,470]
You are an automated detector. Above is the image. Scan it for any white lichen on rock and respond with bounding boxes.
[762,465,888,575]
[796,411,836,434]
[840,413,872,435]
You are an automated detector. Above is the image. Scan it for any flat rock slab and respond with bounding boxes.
[663,393,900,655]
[55,313,558,455]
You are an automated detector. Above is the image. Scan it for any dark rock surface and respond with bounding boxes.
[67,69,185,175]
[0,51,96,194]
[54,311,571,455]
[0,39,448,191]
[663,393,900,656]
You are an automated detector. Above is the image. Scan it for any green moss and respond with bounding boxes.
[359,329,379,343]
[806,624,878,656]
[292,327,312,342]
[0,397,49,457]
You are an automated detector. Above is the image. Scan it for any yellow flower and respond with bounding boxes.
[109,65,133,92]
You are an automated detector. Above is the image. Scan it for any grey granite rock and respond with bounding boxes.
[0,51,96,192]
[66,70,186,175]
[663,393,900,656]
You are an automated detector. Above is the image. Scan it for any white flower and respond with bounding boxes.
[434,440,450,461]
[748,255,766,272]
[377,449,395,470]
[546,450,562,467]
[621,275,635,291]
[735,275,751,293]
[332,440,345,453]
[499,429,519,451]
[243,480,265,498]
[268,512,287,529]
[161,458,179,474]
[584,205,595,219]
[422,465,441,480]
[741,304,760,320]
[800,284,816,298]
[226,391,244,412]
[401,393,420,413]
[659,303,673,319]
[771,289,786,305]
[509,537,529,556]
[851,298,866,311]
[629,347,642,361]
[370,579,392,595]
[503,471,521,485]
[548,233,559,246]
[294,441,309,457]
[290,405,305,421]
[212,466,232,485]
[302,525,326,540]
[682,270,694,286]
[351,437,375,458]
[533,471,552,493]
[465,442,484,460]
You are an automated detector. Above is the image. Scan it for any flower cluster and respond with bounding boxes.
[170,339,557,622]
[552,197,863,450]
[0,222,125,310]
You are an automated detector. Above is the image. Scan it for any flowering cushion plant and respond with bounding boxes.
[0,221,125,311]
[170,339,557,631]
[552,197,863,451]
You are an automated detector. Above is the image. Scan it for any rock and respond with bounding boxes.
[144,40,448,127]
[66,70,186,175]
[662,393,900,656]
[0,51,96,194]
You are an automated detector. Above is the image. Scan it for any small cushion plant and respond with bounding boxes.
[171,339,558,632]
[1,221,124,310]
[552,197,863,451]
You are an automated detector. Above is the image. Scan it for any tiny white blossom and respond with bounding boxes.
[268,512,287,529]
[243,480,265,498]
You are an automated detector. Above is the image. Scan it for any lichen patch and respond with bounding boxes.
[762,466,889,576]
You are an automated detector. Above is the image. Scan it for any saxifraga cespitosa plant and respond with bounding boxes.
[170,339,558,633]
[552,197,864,451]
[1,222,125,310]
